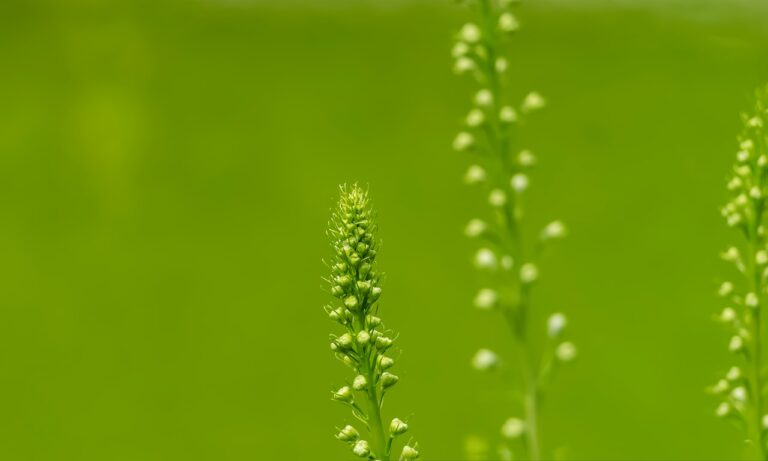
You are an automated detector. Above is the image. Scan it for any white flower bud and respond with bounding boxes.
[720,307,736,322]
[716,402,731,417]
[759,155,768,167]
[474,248,498,270]
[390,417,408,435]
[520,263,538,284]
[719,281,734,297]
[464,165,486,184]
[721,246,740,262]
[353,374,368,391]
[344,295,359,310]
[751,187,763,199]
[541,220,567,240]
[746,292,759,309]
[401,445,420,460]
[499,106,518,123]
[465,219,487,238]
[378,355,395,370]
[489,189,507,207]
[727,213,743,227]
[731,386,747,402]
[352,440,370,458]
[742,139,755,150]
[713,379,729,394]
[474,288,498,309]
[466,108,485,127]
[475,89,493,107]
[498,12,520,33]
[333,386,353,402]
[511,173,529,192]
[472,348,499,371]
[547,313,567,338]
[518,149,536,166]
[336,425,360,442]
[454,57,475,74]
[729,335,744,352]
[460,23,482,43]
[758,251,768,265]
[728,177,743,191]
[335,333,354,350]
[501,418,525,438]
[726,366,742,381]
[521,91,546,112]
[556,341,577,362]
[453,131,475,151]
[748,116,763,128]
[376,336,393,351]
[356,330,371,345]
[737,165,752,177]
[452,41,469,58]
[762,414,768,429]
[737,150,750,162]
[495,57,508,73]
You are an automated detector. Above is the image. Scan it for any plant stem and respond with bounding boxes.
[747,235,767,460]
[364,357,388,461]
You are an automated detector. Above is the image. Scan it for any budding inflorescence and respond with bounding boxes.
[451,1,573,459]
[325,185,419,461]
[713,86,768,459]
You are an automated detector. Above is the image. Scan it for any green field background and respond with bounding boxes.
[2,0,768,459]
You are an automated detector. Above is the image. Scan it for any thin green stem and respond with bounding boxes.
[363,355,388,460]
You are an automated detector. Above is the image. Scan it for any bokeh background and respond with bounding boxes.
[2,0,768,459]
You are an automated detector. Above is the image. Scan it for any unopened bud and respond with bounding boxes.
[390,417,409,435]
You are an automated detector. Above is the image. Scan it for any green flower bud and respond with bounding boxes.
[356,280,371,294]
[353,374,368,391]
[366,315,382,327]
[333,386,353,402]
[335,333,353,350]
[336,425,359,442]
[344,295,359,310]
[359,263,372,277]
[378,355,395,370]
[401,444,420,460]
[370,286,382,302]
[333,262,347,274]
[356,330,371,346]
[356,242,368,254]
[336,275,352,287]
[348,253,361,266]
[390,417,408,435]
[331,285,344,297]
[381,372,399,389]
[376,336,393,351]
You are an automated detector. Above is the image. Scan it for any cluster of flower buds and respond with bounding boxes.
[325,185,418,460]
[712,88,768,452]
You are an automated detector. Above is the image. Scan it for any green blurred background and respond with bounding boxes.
[2,0,768,459]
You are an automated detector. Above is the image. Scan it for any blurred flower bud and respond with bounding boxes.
[501,418,525,438]
[547,312,567,338]
[556,342,577,362]
[474,288,498,309]
[472,348,499,371]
